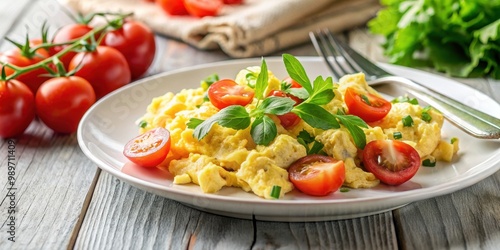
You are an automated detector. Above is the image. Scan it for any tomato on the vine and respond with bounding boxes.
[208,79,254,109]
[344,87,391,122]
[156,0,189,15]
[362,140,421,186]
[184,0,223,17]
[68,46,131,99]
[102,20,156,79]
[0,79,36,138]
[51,23,95,67]
[35,76,95,134]
[288,155,345,196]
[123,127,171,167]
[0,47,51,94]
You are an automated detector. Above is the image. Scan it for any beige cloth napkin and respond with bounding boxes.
[62,0,380,58]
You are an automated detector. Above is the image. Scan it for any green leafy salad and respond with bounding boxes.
[368,0,500,79]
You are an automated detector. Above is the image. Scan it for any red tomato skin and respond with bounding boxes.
[156,0,189,15]
[0,79,36,138]
[362,140,421,186]
[102,21,156,79]
[123,127,171,167]
[289,155,345,196]
[208,79,254,109]
[223,0,243,4]
[282,76,302,88]
[35,76,96,134]
[51,24,94,67]
[0,48,51,94]
[344,87,391,122]
[184,0,223,17]
[69,46,131,99]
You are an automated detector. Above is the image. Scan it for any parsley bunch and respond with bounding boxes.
[188,54,368,149]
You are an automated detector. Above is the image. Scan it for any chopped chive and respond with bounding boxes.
[138,120,148,128]
[393,131,402,139]
[270,185,281,199]
[402,115,414,127]
[391,96,418,105]
[422,159,436,167]
[340,187,350,193]
[361,95,371,105]
[421,106,432,122]
[451,137,458,144]
[200,73,219,90]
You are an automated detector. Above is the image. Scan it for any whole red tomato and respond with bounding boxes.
[0,47,51,94]
[69,46,131,99]
[184,0,223,17]
[35,76,96,134]
[51,23,94,67]
[0,79,36,138]
[102,21,156,79]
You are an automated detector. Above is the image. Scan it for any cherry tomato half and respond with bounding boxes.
[223,0,243,4]
[123,127,171,167]
[208,79,254,109]
[0,79,35,138]
[362,140,421,186]
[282,76,302,89]
[344,87,391,122]
[156,0,189,15]
[289,155,345,196]
[102,20,156,79]
[184,0,223,17]
[35,76,96,134]
[69,46,131,99]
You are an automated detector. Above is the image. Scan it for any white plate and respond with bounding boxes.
[77,57,500,222]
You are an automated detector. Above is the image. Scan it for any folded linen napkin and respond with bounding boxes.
[62,0,380,58]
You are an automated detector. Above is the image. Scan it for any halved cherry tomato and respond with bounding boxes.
[223,0,243,4]
[282,76,302,88]
[289,155,345,196]
[0,79,35,138]
[344,87,391,122]
[207,79,254,109]
[184,0,223,17]
[156,0,189,15]
[362,140,421,186]
[268,90,301,128]
[123,127,171,168]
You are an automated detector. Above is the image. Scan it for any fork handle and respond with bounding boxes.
[374,76,500,140]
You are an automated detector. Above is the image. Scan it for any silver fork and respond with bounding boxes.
[309,29,500,140]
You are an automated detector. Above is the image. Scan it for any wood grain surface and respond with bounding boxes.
[0,0,499,249]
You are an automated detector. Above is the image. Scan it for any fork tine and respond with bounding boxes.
[325,30,389,78]
[309,31,342,80]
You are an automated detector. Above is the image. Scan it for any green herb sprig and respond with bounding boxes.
[189,54,368,148]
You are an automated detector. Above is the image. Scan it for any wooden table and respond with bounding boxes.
[1,0,499,249]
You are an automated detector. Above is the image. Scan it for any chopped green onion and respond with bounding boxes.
[270,185,281,199]
[402,115,414,127]
[340,187,350,193]
[393,131,402,139]
[451,137,458,144]
[138,120,148,128]
[361,95,371,105]
[392,96,419,105]
[421,106,432,122]
[422,159,436,167]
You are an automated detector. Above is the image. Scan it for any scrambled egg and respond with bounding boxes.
[138,67,459,199]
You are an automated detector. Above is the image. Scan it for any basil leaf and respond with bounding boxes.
[257,96,295,115]
[251,115,277,146]
[287,87,309,100]
[187,118,204,129]
[282,54,313,93]
[254,58,268,100]
[193,105,250,140]
[293,103,339,130]
[307,76,335,105]
[336,115,367,149]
